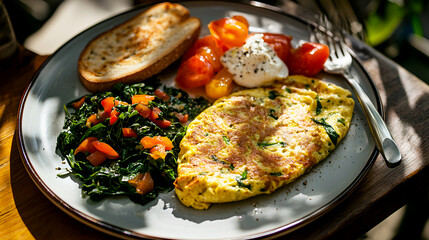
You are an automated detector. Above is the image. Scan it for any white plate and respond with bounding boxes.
[18,1,380,239]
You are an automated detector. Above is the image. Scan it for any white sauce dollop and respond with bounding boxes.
[220,34,288,88]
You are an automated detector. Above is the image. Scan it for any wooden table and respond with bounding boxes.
[1,8,428,240]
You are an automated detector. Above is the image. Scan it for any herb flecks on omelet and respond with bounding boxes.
[174,75,355,209]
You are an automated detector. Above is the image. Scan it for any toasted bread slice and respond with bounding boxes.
[78,2,201,92]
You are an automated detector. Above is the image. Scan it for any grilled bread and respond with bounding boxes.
[78,2,201,92]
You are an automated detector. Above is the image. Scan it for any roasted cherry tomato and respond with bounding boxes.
[182,35,223,60]
[286,42,329,76]
[261,33,292,63]
[205,68,234,99]
[208,16,249,50]
[175,54,214,89]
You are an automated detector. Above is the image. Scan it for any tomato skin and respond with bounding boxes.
[132,95,155,105]
[286,42,329,77]
[135,103,151,118]
[182,35,223,60]
[208,16,249,50]
[174,112,188,124]
[154,89,170,101]
[72,96,86,110]
[101,97,115,114]
[86,151,107,166]
[109,109,119,125]
[122,128,138,138]
[140,136,173,150]
[175,54,214,89]
[205,68,234,99]
[92,141,119,159]
[128,172,154,195]
[261,33,292,63]
[75,137,98,155]
[150,145,167,159]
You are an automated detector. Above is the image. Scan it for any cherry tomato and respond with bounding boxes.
[232,15,249,28]
[208,16,249,50]
[175,54,214,89]
[286,42,329,76]
[92,141,119,159]
[261,33,292,63]
[205,68,234,99]
[182,35,223,60]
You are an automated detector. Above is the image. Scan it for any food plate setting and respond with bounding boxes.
[18,1,380,239]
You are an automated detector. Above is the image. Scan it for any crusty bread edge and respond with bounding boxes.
[78,3,201,92]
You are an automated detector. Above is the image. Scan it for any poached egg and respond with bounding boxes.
[220,34,288,88]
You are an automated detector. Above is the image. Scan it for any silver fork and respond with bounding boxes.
[312,22,401,167]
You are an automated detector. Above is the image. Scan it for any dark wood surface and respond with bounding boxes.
[1,4,428,240]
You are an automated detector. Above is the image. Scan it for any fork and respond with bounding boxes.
[312,22,401,167]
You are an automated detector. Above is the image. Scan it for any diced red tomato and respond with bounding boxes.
[140,136,173,150]
[286,42,329,76]
[131,95,155,105]
[86,151,107,166]
[261,33,293,63]
[208,16,249,50]
[86,113,105,128]
[114,100,129,106]
[92,141,119,159]
[109,109,119,125]
[175,54,214,89]
[205,68,234,99]
[149,107,171,128]
[128,172,154,195]
[72,96,86,109]
[150,145,167,160]
[122,128,138,138]
[135,103,151,118]
[154,89,170,101]
[153,136,173,150]
[75,137,98,155]
[174,112,189,124]
[101,97,115,114]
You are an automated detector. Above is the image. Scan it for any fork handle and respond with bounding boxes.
[344,72,401,167]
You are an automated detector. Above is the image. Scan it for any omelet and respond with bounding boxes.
[174,75,355,209]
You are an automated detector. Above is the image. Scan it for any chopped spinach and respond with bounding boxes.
[312,118,340,145]
[268,90,283,100]
[316,96,322,115]
[56,79,210,205]
[258,141,286,147]
[235,169,251,189]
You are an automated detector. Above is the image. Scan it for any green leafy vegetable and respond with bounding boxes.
[56,79,210,205]
[312,118,339,145]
